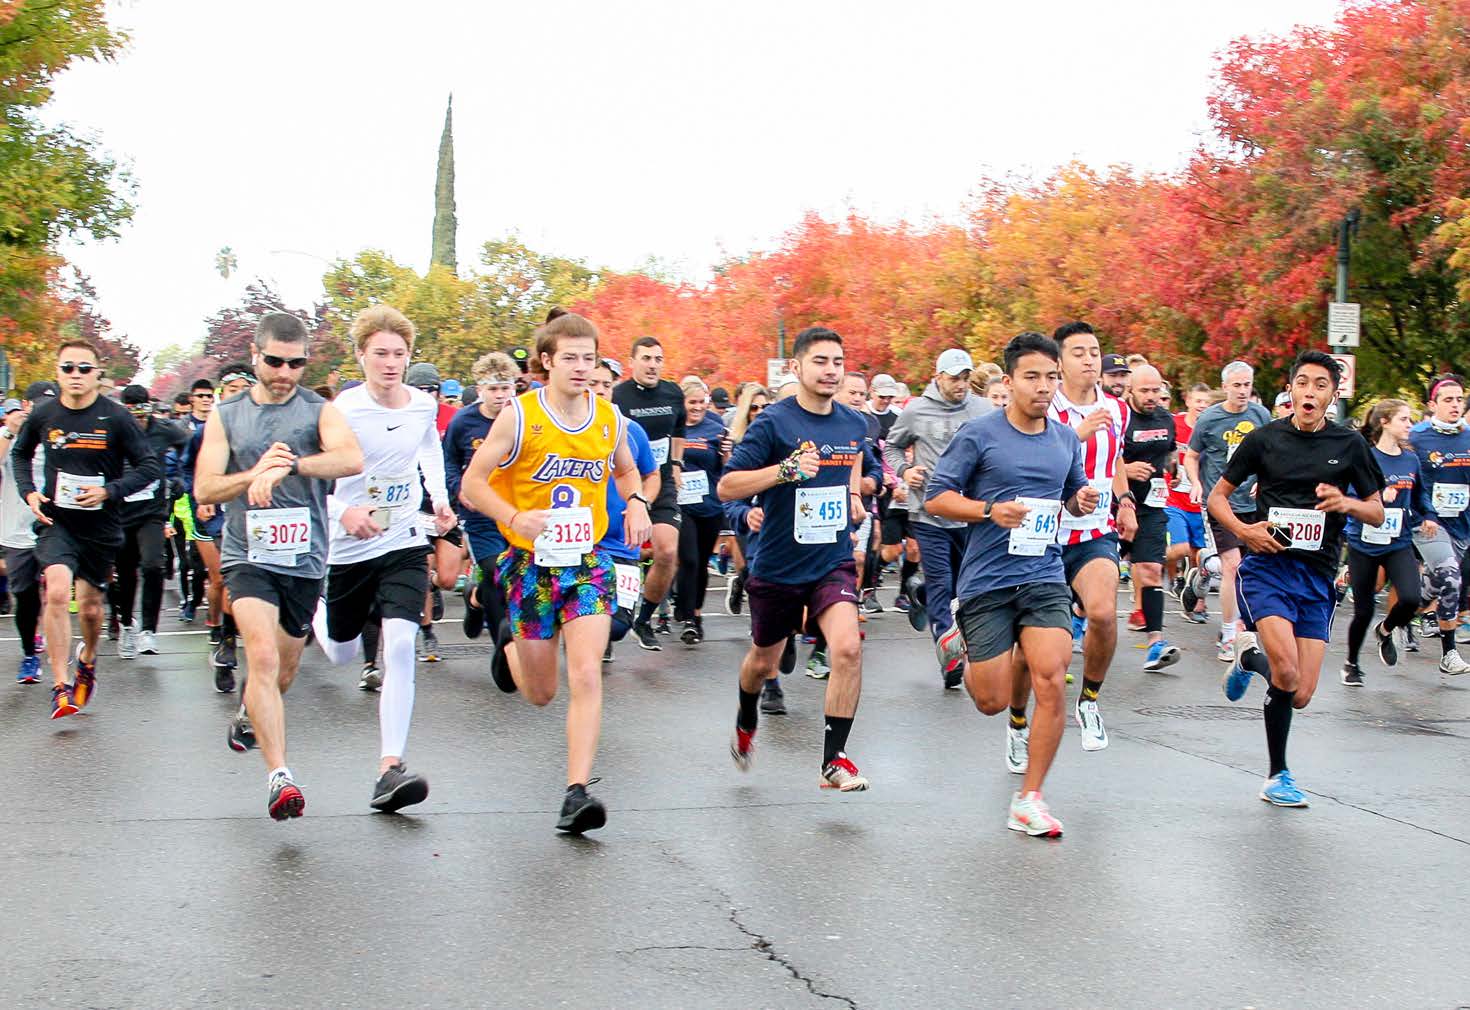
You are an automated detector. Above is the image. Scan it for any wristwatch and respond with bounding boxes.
[628,492,650,507]
[1117,491,1137,509]
[670,459,684,468]
[982,500,993,521]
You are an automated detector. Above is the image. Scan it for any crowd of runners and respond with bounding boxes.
[3,310,1468,837]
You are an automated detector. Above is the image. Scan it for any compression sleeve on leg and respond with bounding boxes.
[379,617,419,760]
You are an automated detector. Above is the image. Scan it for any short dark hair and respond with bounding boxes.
[792,326,842,359]
[190,377,215,393]
[1003,331,1060,376]
[630,335,662,356]
[1290,349,1341,388]
[254,311,309,349]
[173,392,192,407]
[1429,373,1465,402]
[1052,321,1095,349]
[57,339,100,360]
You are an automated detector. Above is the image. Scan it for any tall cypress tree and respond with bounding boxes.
[431,94,458,274]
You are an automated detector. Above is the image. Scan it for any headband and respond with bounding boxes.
[1429,377,1463,401]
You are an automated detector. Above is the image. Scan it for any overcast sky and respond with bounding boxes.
[50,0,1343,363]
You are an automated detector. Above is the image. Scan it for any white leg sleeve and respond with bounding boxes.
[379,617,419,760]
[311,596,362,666]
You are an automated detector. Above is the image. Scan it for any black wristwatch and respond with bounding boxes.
[982,500,994,521]
[670,459,684,468]
[628,492,650,507]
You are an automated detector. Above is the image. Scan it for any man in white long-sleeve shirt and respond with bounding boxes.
[311,305,455,813]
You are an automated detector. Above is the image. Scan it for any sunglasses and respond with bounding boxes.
[193,392,215,399]
[127,403,152,413]
[262,354,308,370]
[59,362,97,375]
[749,404,765,414]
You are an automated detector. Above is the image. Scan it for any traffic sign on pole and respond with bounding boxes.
[1327,302,1360,348]
[766,358,790,388]
[1331,353,1356,399]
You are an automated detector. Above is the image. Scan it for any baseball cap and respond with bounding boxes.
[1102,354,1131,374]
[936,349,975,376]
[870,373,901,397]
[121,384,151,405]
[1274,391,1292,407]
[24,381,56,401]
[599,357,623,380]
[710,387,732,409]
[405,363,442,389]
[2,398,23,415]
[772,373,798,391]
[440,379,463,398]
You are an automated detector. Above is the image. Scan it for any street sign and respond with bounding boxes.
[1327,301,1360,347]
[1331,353,1356,399]
[766,357,790,388]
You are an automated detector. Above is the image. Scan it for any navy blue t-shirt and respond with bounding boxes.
[598,418,657,562]
[680,414,727,520]
[1345,445,1429,555]
[1409,425,1470,540]
[443,402,500,544]
[724,397,867,585]
[925,410,1086,599]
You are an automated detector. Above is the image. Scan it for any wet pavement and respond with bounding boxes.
[2,581,1468,1009]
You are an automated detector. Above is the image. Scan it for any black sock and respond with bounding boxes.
[900,558,918,592]
[737,687,760,732]
[1142,586,1164,633]
[1008,705,1027,730]
[637,598,657,626]
[1081,677,1102,702]
[223,613,237,639]
[208,624,222,644]
[1242,644,1273,679]
[823,715,854,766]
[1263,684,1295,777]
[1443,628,1457,656]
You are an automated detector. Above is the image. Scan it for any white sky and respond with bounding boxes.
[50,0,1344,362]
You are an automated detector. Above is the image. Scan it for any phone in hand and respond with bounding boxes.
[1267,523,1292,548]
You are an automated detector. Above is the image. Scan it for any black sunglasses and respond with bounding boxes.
[749,404,764,414]
[193,392,215,399]
[59,362,97,375]
[262,354,308,370]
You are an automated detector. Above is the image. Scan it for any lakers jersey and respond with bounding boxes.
[490,388,625,551]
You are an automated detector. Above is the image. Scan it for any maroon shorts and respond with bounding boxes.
[745,561,859,648]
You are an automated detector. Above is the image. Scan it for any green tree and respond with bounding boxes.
[471,236,601,349]
[431,94,457,274]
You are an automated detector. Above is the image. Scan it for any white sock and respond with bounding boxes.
[268,766,292,783]
[379,618,418,762]
[311,597,362,665]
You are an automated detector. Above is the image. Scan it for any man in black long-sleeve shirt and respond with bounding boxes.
[10,340,162,719]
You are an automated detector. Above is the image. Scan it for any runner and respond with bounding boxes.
[1341,399,1429,685]
[1408,374,1470,675]
[1214,350,1383,807]
[308,305,454,812]
[927,331,1097,835]
[1186,362,1272,661]
[722,384,770,616]
[1100,354,1131,399]
[461,310,651,834]
[673,379,729,645]
[1,398,43,684]
[719,326,871,792]
[10,340,163,718]
[1119,365,1181,672]
[193,312,363,819]
[180,375,237,686]
[611,336,685,651]
[1166,383,1213,624]
[884,348,993,687]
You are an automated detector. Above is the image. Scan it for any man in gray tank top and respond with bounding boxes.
[194,312,363,821]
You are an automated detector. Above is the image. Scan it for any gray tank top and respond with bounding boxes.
[217,386,330,579]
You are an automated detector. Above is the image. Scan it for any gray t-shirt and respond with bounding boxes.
[1188,401,1272,514]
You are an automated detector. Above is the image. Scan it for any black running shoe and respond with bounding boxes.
[490,620,518,693]
[779,634,797,675]
[725,569,745,615]
[602,641,614,664]
[654,614,672,636]
[680,620,700,646]
[226,711,256,752]
[268,771,304,820]
[462,585,485,639]
[211,634,237,670]
[0,594,11,616]
[760,679,786,715]
[1375,620,1398,668]
[556,784,607,834]
[370,762,430,812]
[1340,662,1364,687]
[632,621,661,651]
[358,663,382,692]
[431,586,444,622]
[1403,627,1419,654]
[214,663,236,694]
[943,665,964,690]
[860,589,883,615]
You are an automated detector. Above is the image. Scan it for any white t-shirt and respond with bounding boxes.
[0,430,43,550]
[326,385,450,565]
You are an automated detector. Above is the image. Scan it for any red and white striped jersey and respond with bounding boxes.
[1049,385,1129,544]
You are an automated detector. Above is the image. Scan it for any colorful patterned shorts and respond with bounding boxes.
[496,546,616,641]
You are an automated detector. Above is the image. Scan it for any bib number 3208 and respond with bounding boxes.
[1267,507,1324,551]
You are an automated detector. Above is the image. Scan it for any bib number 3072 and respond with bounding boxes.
[246,507,312,566]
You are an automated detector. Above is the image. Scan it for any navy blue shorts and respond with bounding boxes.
[1236,554,1336,642]
[1061,533,1120,584]
[1166,506,1206,550]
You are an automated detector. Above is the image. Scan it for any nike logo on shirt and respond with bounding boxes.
[387,425,403,431]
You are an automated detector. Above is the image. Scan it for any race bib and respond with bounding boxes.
[1432,482,1469,517]
[246,507,312,566]
[1361,508,1403,546]
[649,438,670,466]
[794,485,846,544]
[124,479,160,504]
[1144,477,1167,508]
[676,469,709,505]
[1172,454,1192,494]
[614,563,642,611]
[1060,478,1112,531]
[365,472,415,526]
[1267,507,1325,551]
[1009,497,1062,556]
[56,472,104,511]
[534,505,594,568]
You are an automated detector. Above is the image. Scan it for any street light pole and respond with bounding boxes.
[1335,208,1360,304]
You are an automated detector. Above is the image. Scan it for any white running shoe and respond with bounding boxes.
[1007,790,1063,837]
[1075,697,1109,751]
[1005,725,1029,775]
[117,622,138,660]
[1439,650,1470,676]
[136,630,159,655]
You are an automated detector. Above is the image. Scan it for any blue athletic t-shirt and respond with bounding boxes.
[1345,445,1429,555]
[443,402,499,543]
[1409,425,1470,540]
[680,414,727,519]
[724,397,867,585]
[924,410,1086,599]
[598,418,657,562]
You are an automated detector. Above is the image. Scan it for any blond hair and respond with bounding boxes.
[729,384,770,443]
[350,304,415,355]
[473,351,519,385]
[680,378,709,400]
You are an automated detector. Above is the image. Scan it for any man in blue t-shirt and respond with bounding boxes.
[718,327,871,793]
[925,332,1097,838]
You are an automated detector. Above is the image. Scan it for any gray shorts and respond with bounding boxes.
[1,545,39,593]
[955,582,1073,663]
[1413,527,1469,568]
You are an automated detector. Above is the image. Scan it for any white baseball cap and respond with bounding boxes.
[936,348,974,376]
[870,373,901,397]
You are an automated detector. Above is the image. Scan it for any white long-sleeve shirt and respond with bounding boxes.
[1,428,43,549]
[326,385,450,565]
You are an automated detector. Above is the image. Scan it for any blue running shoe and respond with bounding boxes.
[1071,614,1085,655]
[17,655,41,684]
[1260,770,1308,807]
[1143,640,1180,673]
[1222,633,1260,702]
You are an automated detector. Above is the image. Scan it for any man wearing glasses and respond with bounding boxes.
[10,340,163,720]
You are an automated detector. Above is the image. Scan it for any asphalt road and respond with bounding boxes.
[2,579,1468,1009]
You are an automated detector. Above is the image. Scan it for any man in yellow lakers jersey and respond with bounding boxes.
[463,310,651,834]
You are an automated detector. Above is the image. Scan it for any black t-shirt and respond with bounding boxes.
[1122,405,1177,507]
[118,416,190,525]
[873,408,898,442]
[1221,417,1384,576]
[611,379,686,474]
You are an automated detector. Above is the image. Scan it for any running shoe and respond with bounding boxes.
[680,620,701,646]
[214,662,236,695]
[1458,619,1470,646]
[268,770,305,820]
[893,593,911,613]
[17,655,41,684]
[1127,609,1146,632]
[860,589,883,615]
[1118,561,1131,584]
[1216,635,1235,663]
[117,622,138,660]
[211,634,237,670]
[1005,725,1029,775]
[1143,640,1181,673]
[1075,697,1108,751]
[107,613,120,641]
[730,726,756,771]
[34,632,45,654]
[1340,662,1364,687]
[358,663,382,692]
[1181,608,1208,625]
[490,621,518,693]
[1402,627,1418,654]
[1374,621,1398,668]
[820,755,869,791]
[805,648,830,680]
[1260,770,1308,807]
[654,614,673,636]
[370,762,430,812]
[935,622,966,689]
[226,710,256,752]
[1071,614,1085,655]
[72,644,96,709]
[779,634,797,674]
[462,585,484,639]
[1439,650,1470,676]
[1007,790,1063,837]
[431,586,444,622]
[421,626,443,662]
[136,630,159,655]
[179,601,196,623]
[602,641,613,664]
[760,678,786,715]
[556,784,607,834]
[50,683,78,720]
[1222,632,1261,701]
[631,621,661,652]
[724,569,746,615]
[1417,614,1439,639]
[1169,574,1185,600]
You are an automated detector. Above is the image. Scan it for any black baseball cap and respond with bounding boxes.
[121,384,151,405]
[24,381,57,401]
[1101,354,1131,374]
